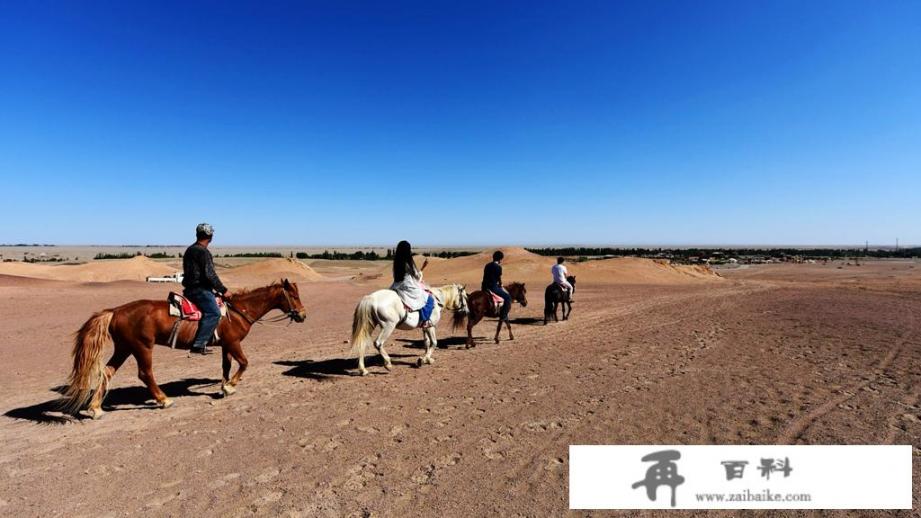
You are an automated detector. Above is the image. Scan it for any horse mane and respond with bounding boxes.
[227,281,282,300]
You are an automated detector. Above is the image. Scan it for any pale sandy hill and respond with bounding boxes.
[421,248,721,286]
[421,247,554,286]
[577,257,722,284]
[0,256,176,282]
[221,258,324,286]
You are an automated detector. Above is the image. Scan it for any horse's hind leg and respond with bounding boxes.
[374,322,397,372]
[134,345,172,409]
[87,343,130,419]
[494,319,503,344]
[505,319,514,341]
[466,315,482,349]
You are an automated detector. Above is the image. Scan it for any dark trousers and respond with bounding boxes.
[184,287,220,349]
[488,286,512,321]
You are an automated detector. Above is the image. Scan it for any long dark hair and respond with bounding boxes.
[393,240,418,282]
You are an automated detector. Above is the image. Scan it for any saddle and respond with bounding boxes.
[168,292,227,321]
[167,292,227,348]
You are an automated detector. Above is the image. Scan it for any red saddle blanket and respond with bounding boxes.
[490,291,504,307]
[168,292,225,321]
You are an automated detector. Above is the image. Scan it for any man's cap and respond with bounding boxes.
[196,223,214,237]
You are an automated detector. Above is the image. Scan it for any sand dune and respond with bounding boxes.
[419,247,720,286]
[0,256,176,282]
[220,258,324,286]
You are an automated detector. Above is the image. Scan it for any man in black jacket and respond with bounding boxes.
[482,250,511,321]
[182,223,232,355]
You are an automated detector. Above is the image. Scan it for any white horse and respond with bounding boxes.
[350,284,468,376]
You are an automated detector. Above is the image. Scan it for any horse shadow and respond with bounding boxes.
[397,336,469,349]
[274,352,417,381]
[4,377,219,425]
[509,317,542,325]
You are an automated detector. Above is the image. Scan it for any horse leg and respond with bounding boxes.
[135,346,172,409]
[227,341,248,388]
[374,321,397,372]
[494,319,503,344]
[554,301,559,322]
[466,314,481,349]
[418,327,437,366]
[505,319,514,341]
[220,345,236,397]
[87,343,130,419]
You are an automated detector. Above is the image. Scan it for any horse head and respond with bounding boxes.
[508,282,528,307]
[279,278,307,322]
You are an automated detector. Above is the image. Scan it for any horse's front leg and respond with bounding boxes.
[418,327,437,366]
[494,319,503,344]
[374,321,397,372]
[226,341,249,390]
[221,345,235,396]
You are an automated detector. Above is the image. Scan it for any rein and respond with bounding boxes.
[225,286,301,327]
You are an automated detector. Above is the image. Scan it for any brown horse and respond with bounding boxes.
[62,279,306,419]
[457,282,528,348]
[544,275,576,324]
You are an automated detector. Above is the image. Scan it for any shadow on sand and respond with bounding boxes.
[4,377,219,424]
[274,352,417,381]
[397,336,470,349]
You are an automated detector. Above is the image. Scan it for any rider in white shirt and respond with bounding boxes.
[551,256,574,301]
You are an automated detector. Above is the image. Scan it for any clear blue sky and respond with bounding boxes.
[1,1,918,246]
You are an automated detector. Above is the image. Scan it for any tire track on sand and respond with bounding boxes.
[778,312,916,444]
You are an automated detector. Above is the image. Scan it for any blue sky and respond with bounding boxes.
[1,1,918,246]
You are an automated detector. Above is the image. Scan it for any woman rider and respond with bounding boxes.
[390,240,434,328]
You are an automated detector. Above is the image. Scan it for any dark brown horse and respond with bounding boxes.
[544,275,576,324]
[63,279,306,419]
[457,282,528,348]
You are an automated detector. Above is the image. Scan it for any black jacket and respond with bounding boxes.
[182,243,227,294]
[482,261,502,291]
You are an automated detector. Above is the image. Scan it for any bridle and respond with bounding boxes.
[226,285,303,326]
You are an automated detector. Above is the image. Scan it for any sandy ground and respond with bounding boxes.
[0,258,919,517]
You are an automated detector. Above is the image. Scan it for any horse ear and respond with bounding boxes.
[282,278,291,288]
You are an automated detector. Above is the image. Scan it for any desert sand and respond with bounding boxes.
[0,255,918,516]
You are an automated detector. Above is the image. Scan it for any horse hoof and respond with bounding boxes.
[416,358,424,367]
[359,369,370,377]
[88,408,104,420]
[160,398,174,409]
[221,384,237,397]
[426,357,435,365]
[384,363,393,371]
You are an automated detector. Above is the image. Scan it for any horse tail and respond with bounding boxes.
[62,311,113,414]
[452,308,467,332]
[350,296,376,357]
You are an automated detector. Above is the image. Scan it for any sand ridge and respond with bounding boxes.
[220,257,324,286]
[419,247,721,286]
[0,256,176,282]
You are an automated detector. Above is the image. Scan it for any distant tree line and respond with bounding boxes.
[94,251,177,260]
[526,247,921,261]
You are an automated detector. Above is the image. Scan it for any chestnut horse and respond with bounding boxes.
[62,279,306,419]
[457,282,528,348]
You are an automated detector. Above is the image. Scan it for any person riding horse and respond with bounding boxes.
[182,223,233,355]
[390,241,434,328]
[482,250,511,321]
[552,256,574,301]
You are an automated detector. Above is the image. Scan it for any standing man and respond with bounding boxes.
[482,250,511,322]
[552,256,574,301]
[182,223,231,355]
